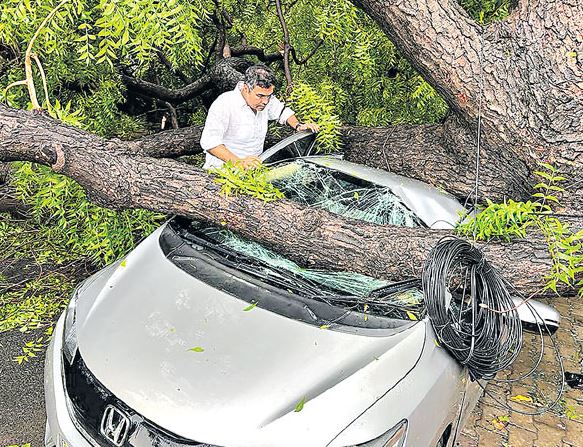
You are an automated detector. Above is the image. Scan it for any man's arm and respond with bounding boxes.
[207,144,261,169]
[286,114,320,133]
[266,97,319,132]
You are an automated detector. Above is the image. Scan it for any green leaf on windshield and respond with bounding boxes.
[188,346,205,352]
[243,302,258,311]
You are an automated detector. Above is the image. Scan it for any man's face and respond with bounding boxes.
[242,84,274,112]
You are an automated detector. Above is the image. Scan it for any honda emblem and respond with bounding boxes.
[100,404,131,446]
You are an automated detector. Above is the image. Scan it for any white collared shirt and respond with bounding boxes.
[200,82,295,169]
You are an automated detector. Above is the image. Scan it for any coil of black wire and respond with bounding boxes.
[422,237,523,380]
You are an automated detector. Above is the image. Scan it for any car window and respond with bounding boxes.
[261,132,316,164]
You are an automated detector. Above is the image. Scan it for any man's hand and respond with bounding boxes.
[296,122,320,133]
[238,156,262,170]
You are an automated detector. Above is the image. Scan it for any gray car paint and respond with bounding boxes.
[75,224,427,446]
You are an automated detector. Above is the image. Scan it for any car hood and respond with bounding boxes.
[76,226,426,447]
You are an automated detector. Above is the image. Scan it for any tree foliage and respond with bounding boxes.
[457,164,583,297]
[0,0,463,139]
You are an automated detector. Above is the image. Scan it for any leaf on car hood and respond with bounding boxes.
[294,397,306,412]
[243,302,258,311]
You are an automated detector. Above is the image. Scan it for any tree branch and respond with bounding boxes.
[127,126,204,158]
[275,0,294,95]
[291,39,324,65]
[121,58,250,104]
[341,116,534,204]
[0,103,564,297]
[230,46,283,63]
[121,71,213,104]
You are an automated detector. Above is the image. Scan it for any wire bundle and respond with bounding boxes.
[422,237,523,380]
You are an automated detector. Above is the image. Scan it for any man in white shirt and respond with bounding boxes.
[200,64,319,170]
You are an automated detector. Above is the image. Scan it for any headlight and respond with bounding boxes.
[63,288,79,364]
[351,419,408,447]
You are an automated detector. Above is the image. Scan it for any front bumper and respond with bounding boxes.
[44,312,93,447]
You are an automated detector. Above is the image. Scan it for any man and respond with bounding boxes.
[200,64,319,170]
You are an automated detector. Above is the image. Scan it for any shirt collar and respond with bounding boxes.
[234,81,248,109]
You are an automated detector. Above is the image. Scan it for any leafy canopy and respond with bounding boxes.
[0,0,462,140]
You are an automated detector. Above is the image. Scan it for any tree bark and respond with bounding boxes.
[348,0,582,215]
[0,104,566,296]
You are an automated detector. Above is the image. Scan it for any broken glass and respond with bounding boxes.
[189,223,425,321]
[268,160,422,227]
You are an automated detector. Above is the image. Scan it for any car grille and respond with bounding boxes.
[63,352,215,447]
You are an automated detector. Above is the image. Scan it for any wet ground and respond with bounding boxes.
[457,296,583,447]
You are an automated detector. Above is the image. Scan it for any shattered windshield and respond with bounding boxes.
[169,221,424,323]
[268,160,423,227]
[163,161,427,325]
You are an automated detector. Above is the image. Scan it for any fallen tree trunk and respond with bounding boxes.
[0,104,563,296]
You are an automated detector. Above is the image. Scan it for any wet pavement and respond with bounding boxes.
[457,296,583,447]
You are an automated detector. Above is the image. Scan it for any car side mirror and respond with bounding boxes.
[513,297,560,335]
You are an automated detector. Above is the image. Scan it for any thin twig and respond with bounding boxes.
[274,0,294,96]
[31,53,52,113]
[291,39,324,65]
[4,0,68,109]
[24,0,68,109]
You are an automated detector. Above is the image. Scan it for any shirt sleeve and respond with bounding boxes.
[200,96,229,151]
[267,96,295,125]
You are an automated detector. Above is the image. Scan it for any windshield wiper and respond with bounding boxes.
[367,278,422,299]
[177,228,333,296]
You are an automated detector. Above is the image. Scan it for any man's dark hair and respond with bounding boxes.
[244,64,276,90]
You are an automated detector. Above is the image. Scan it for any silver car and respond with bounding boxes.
[44,133,559,447]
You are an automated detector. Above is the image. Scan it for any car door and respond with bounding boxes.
[260,131,316,164]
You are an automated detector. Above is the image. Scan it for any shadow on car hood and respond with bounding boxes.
[76,226,426,447]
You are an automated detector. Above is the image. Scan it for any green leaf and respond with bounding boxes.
[188,346,205,352]
[243,302,258,311]
[294,397,306,412]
